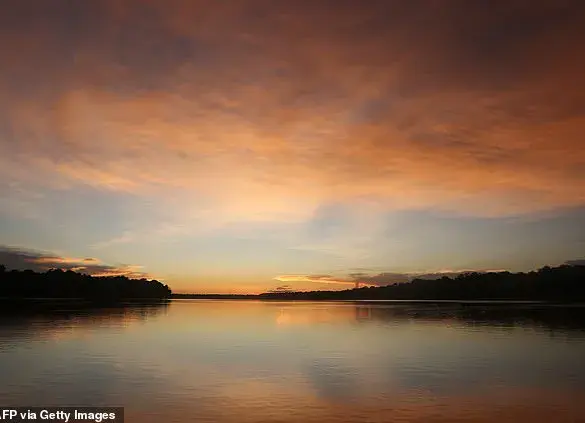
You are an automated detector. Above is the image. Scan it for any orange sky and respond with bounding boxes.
[1,1,584,293]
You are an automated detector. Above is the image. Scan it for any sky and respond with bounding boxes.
[1,0,584,293]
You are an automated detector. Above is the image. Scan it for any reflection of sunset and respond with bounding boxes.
[128,381,585,423]
[1,302,585,422]
[275,306,358,326]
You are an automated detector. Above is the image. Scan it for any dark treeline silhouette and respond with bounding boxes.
[0,265,172,304]
[258,265,585,302]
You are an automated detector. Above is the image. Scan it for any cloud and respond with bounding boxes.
[0,0,583,233]
[91,231,136,249]
[0,245,150,279]
[564,259,585,266]
[274,274,376,287]
[348,272,411,285]
[270,285,294,293]
[275,275,356,286]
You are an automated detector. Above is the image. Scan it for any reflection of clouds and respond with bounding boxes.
[0,304,170,407]
[304,359,360,402]
[1,301,585,422]
[127,387,585,423]
[271,303,585,399]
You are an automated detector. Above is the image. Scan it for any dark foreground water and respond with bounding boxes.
[1,300,585,423]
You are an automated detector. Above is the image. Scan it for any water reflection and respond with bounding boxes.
[0,302,169,349]
[358,302,585,332]
[0,300,584,423]
[274,301,585,335]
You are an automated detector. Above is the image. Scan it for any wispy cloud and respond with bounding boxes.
[565,259,585,266]
[91,231,136,249]
[0,245,151,279]
[274,274,375,287]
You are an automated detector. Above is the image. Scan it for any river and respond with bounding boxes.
[1,300,584,422]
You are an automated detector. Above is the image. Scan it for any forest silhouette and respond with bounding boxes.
[3,264,585,303]
[0,265,171,303]
[256,265,585,301]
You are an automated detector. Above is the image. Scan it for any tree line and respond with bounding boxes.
[0,265,172,302]
[258,264,585,302]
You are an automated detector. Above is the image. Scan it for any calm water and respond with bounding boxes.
[1,300,585,423]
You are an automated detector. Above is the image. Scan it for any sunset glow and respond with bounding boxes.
[1,1,584,293]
